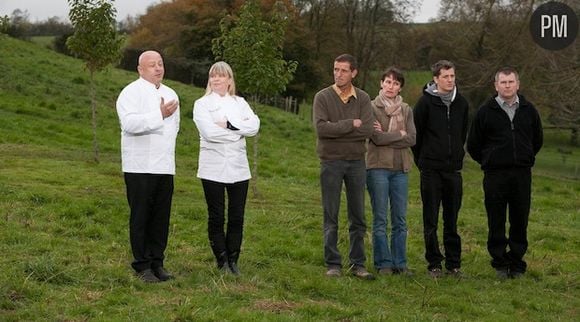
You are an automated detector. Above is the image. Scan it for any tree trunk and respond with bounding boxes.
[251,98,260,197]
[252,131,260,197]
[90,71,99,163]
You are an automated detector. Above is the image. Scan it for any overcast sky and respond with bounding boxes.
[0,0,440,23]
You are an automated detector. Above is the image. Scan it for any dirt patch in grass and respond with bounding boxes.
[253,298,300,313]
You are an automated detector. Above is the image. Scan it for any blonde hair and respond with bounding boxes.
[205,61,236,96]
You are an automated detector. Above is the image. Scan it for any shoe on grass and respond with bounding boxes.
[152,266,173,281]
[495,269,509,280]
[394,267,414,276]
[352,266,375,280]
[326,267,341,277]
[377,267,393,275]
[136,269,160,283]
[446,268,463,278]
[509,271,524,279]
[428,267,443,278]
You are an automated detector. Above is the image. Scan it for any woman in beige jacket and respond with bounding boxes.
[366,67,416,275]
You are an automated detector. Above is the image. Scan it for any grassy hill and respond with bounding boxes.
[0,36,579,321]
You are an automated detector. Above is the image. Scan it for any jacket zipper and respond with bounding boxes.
[511,113,517,162]
[447,105,451,165]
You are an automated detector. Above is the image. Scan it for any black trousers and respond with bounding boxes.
[201,179,249,262]
[420,169,462,270]
[124,173,173,272]
[484,168,531,273]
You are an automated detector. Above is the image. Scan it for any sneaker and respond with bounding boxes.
[428,267,443,278]
[352,266,375,280]
[326,267,341,277]
[377,268,393,275]
[495,269,509,280]
[446,268,463,278]
[136,269,160,283]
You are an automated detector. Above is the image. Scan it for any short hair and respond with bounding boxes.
[381,67,405,88]
[431,60,455,77]
[335,54,358,71]
[494,67,519,82]
[205,61,236,96]
[138,50,161,66]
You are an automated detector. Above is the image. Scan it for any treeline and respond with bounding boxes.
[1,0,578,132]
[121,0,580,131]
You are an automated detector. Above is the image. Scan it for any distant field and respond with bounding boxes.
[30,36,55,49]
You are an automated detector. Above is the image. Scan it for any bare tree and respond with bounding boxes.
[430,0,579,139]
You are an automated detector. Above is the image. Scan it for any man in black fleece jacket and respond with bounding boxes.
[412,60,469,278]
[467,67,543,279]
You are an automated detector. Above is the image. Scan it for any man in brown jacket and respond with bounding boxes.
[313,54,375,280]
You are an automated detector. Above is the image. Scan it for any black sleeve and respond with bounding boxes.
[226,121,239,131]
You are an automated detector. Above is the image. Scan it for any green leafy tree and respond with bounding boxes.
[212,0,297,195]
[67,0,123,162]
[212,0,297,99]
[0,15,9,35]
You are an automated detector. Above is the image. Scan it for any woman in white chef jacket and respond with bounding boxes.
[193,61,260,275]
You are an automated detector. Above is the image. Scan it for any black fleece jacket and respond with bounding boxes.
[467,94,543,170]
[411,85,469,171]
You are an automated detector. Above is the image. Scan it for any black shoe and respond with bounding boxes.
[152,267,174,281]
[136,269,160,283]
[228,261,241,276]
[428,267,443,278]
[509,271,524,279]
[216,251,228,270]
[446,268,463,278]
[495,269,509,280]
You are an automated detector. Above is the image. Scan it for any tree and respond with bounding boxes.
[127,0,230,86]
[431,0,579,139]
[293,0,417,90]
[0,16,9,35]
[67,0,123,162]
[1,9,31,39]
[212,0,298,195]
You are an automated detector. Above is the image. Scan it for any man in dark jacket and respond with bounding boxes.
[467,67,543,279]
[412,60,469,278]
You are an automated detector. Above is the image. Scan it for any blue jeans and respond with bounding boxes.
[367,169,409,270]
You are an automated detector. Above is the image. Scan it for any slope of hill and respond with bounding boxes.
[0,36,578,321]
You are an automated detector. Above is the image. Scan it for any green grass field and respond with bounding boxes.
[0,36,579,321]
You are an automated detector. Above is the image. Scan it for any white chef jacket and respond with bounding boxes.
[116,77,180,175]
[193,92,260,183]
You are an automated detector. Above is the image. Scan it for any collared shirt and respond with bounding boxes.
[332,84,357,104]
[193,92,260,183]
[116,77,180,175]
[495,95,520,122]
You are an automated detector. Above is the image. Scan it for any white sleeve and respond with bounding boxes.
[227,97,260,137]
[116,87,164,134]
[193,98,241,143]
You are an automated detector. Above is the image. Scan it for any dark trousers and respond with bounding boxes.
[320,159,367,268]
[201,179,249,263]
[484,168,531,273]
[124,173,174,272]
[420,169,462,270]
